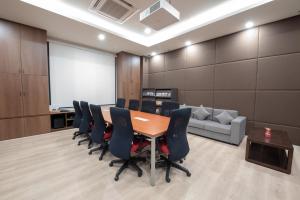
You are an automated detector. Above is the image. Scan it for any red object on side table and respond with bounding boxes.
[264,127,272,138]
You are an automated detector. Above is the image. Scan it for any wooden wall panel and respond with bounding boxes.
[24,115,50,137]
[0,118,24,140]
[22,75,49,116]
[0,20,21,74]
[21,25,48,76]
[0,74,23,118]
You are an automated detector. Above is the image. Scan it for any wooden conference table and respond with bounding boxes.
[102,109,170,186]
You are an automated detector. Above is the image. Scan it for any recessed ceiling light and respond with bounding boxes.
[151,52,157,56]
[185,41,192,46]
[98,34,106,41]
[144,28,152,34]
[245,21,254,29]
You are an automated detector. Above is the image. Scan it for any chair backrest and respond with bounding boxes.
[116,98,126,108]
[109,107,134,160]
[73,100,82,128]
[128,99,139,111]
[79,101,93,133]
[141,100,156,114]
[90,104,106,144]
[166,108,192,161]
[160,101,179,117]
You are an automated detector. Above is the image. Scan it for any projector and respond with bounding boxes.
[140,0,180,30]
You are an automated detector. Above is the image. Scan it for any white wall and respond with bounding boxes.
[49,41,115,109]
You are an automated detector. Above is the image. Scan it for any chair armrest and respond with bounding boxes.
[230,116,247,145]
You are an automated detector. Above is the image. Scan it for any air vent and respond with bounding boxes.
[89,0,138,24]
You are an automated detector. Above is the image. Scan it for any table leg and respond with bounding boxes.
[150,137,156,186]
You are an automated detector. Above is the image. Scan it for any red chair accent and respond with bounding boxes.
[159,141,170,155]
[104,131,112,140]
[130,140,150,153]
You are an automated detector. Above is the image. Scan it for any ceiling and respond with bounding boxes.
[0,0,299,55]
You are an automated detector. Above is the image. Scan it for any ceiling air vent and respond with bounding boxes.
[89,0,138,24]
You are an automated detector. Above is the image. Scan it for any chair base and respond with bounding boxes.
[156,156,191,183]
[88,142,109,160]
[72,131,85,140]
[109,157,146,181]
[77,134,92,149]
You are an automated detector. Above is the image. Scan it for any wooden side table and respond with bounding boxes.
[245,128,293,174]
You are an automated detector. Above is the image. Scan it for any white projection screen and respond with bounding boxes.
[49,41,115,109]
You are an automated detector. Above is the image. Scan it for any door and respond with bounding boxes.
[0,74,23,118]
[0,118,24,140]
[21,25,48,76]
[0,20,21,74]
[23,115,50,136]
[22,75,49,116]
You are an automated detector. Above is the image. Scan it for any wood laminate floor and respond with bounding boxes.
[0,129,299,200]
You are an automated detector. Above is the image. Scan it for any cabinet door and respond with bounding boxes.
[21,25,48,76]
[129,55,141,100]
[22,75,49,116]
[0,20,21,74]
[24,115,50,136]
[0,118,24,140]
[0,74,23,118]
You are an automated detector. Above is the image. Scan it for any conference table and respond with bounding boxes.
[102,109,170,186]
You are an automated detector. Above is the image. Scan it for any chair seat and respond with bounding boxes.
[159,141,170,155]
[131,140,150,153]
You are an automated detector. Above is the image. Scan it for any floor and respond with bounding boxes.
[0,129,299,200]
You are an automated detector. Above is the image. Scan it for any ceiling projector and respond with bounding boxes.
[140,0,180,30]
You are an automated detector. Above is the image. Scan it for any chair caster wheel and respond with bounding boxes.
[166,177,171,183]
[109,162,113,167]
[138,172,143,177]
[114,176,119,181]
[187,172,191,177]
[72,137,75,140]
[179,160,183,163]
[88,146,92,149]
[99,157,103,161]
[77,143,80,146]
[88,151,92,155]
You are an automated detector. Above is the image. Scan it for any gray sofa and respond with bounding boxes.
[181,105,246,145]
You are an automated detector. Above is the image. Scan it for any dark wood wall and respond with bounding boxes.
[0,19,50,140]
[116,52,142,107]
[144,15,300,145]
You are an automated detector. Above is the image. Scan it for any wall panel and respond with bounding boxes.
[186,40,215,68]
[184,65,214,90]
[165,48,186,71]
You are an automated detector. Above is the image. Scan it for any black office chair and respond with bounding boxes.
[128,99,139,111]
[141,100,156,114]
[116,98,126,108]
[156,108,192,183]
[160,101,179,117]
[77,101,93,148]
[109,107,146,181]
[72,100,83,140]
[88,104,112,160]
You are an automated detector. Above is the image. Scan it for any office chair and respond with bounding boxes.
[156,108,192,183]
[141,100,156,114]
[128,99,139,111]
[77,101,93,148]
[160,101,179,117]
[88,104,112,160]
[116,98,126,108]
[109,107,146,181]
[72,100,83,140]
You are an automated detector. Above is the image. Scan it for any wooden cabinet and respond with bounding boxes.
[116,52,141,107]
[0,118,24,140]
[22,75,49,116]
[21,25,48,76]
[24,115,50,137]
[0,20,21,74]
[0,74,23,118]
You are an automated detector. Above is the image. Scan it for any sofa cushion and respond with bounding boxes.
[192,106,210,120]
[188,118,206,129]
[215,111,234,125]
[204,120,231,135]
[181,105,213,120]
[212,109,238,122]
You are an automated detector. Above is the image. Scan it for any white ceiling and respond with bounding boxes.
[0,0,299,55]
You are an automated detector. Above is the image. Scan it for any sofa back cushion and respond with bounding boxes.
[212,109,238,122]
[180,105,213,120]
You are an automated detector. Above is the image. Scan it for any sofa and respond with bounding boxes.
[181,105,246,145]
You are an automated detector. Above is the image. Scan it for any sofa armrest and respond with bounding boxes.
[230,116,247,145]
